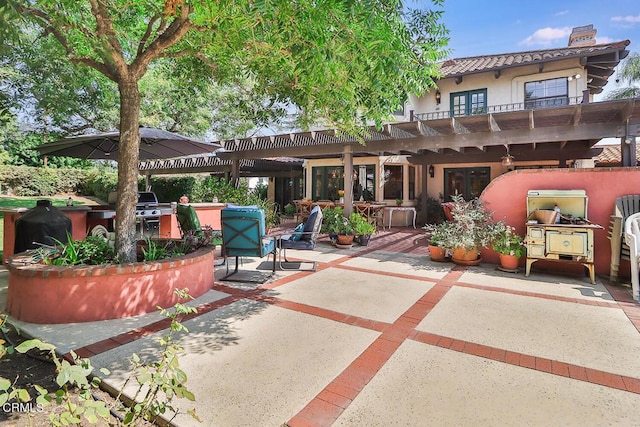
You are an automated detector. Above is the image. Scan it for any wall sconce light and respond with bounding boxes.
[567,73,581,81]
[428,165,435,178]
[501,145,514,167]
[435,90,441,105]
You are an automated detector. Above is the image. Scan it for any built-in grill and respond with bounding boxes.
[525,190,603,284]
[87,191,174,238]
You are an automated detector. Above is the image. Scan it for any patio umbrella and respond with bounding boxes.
[37,127,221,161]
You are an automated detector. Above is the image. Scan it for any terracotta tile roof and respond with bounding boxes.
[594,144,640,164]
[440,40,630,77]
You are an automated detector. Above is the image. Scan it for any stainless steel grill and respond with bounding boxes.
[88,191,173,238]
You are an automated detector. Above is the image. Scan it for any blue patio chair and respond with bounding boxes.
[220,205,276,281]
[277,205,323,271]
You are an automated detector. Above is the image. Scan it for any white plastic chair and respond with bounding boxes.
[624,212,640,301]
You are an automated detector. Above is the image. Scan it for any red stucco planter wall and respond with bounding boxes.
[5,246,215,324]
[480,167,640,278]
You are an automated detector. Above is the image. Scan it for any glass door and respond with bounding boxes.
[444,167,491,201]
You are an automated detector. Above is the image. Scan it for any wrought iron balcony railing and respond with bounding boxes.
[413,96,585,121]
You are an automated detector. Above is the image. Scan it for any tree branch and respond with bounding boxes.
[132,5,194,79]
[137,14,162,57]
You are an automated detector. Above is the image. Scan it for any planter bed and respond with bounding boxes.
[5,245,215,324]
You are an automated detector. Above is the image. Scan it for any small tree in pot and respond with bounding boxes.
[445,195,498,264]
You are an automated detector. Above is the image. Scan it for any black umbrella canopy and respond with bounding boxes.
[37,127,221,161]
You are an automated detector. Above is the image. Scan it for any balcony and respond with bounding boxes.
[414,96,585,121]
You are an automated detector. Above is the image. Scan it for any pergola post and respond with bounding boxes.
[231,159,240,188]
[343,145,354,216]
[421,163,428,224]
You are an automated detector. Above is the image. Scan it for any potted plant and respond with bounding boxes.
[423,221,453,261]
[395,198,403,206]
[322,206,344,243]
[444,194,497,265]
[350,212,375,246]
[334,214,356,245]
[491,224,526,270]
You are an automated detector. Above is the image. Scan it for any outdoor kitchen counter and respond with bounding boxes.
[1,206,91,263]
[162,202,225,238]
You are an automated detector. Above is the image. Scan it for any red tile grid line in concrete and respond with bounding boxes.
[59,228,640,426]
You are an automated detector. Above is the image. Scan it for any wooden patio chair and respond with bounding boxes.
[608,195,640,282]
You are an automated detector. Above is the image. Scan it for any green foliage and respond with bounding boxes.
[350,212,375,236]
[431,194,499,251]
[321,206,345,234]
[283,203,296,217]
[321,208,371,236]
[1,289,200,426]
[0,314,40,417]
[117,288,200,425]
[0,165,88,196]
[44,234,115,266]
[425,194,445,224]
[141,236,169,262]
[78,168,118,202]
[491,225,526,258]
[147,176,198,204]
[10,0,449,264]
[190,176,250,204]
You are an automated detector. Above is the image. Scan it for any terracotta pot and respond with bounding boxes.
[499,253,520,270]
[336,234,355,245]
[428,245,447,261]
[452,247,479,262]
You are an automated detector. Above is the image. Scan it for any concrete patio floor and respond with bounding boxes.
[2,227,640,426]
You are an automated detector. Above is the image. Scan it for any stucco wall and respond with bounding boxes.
[409,57,587,116]
[479,167,640,280]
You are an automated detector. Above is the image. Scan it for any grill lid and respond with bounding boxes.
[107,191,159,207]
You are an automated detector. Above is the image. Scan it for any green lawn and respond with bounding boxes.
[0,196,85,260]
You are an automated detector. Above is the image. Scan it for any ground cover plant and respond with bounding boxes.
[0,289,199,426]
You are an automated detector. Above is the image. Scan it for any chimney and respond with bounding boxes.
[568,25,597,47]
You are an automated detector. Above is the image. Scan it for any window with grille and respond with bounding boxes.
[524,78,569,109]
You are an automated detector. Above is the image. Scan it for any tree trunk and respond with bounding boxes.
[114,79,141,263]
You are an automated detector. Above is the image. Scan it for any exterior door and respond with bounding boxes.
[444,167,491,201]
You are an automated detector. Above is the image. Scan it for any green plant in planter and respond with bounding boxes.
[284,203,296,217]
[322,206,345,235]
[44,234,115,265]
[395,198,403,206]
[491,225,526,258]
[350,213,375,236]
[443,194,498,251]
[423,220,454,248]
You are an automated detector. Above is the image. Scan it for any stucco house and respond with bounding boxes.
[142,25,637,227]
[214,25,635,225]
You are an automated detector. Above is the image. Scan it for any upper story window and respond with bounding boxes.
[450,89,487,117]
[524,78,568,109]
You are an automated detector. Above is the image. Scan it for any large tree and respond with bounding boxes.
[10,0,447,262]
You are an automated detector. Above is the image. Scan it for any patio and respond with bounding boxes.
[2,226,640,426]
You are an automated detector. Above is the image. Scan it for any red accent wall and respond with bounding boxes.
[480,167,640,279]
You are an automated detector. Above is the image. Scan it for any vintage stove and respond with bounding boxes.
[525,189,603,284]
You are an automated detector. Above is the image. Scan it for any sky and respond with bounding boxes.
[422,0,640,100]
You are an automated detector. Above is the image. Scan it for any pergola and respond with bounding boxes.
[215,98,640,217]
